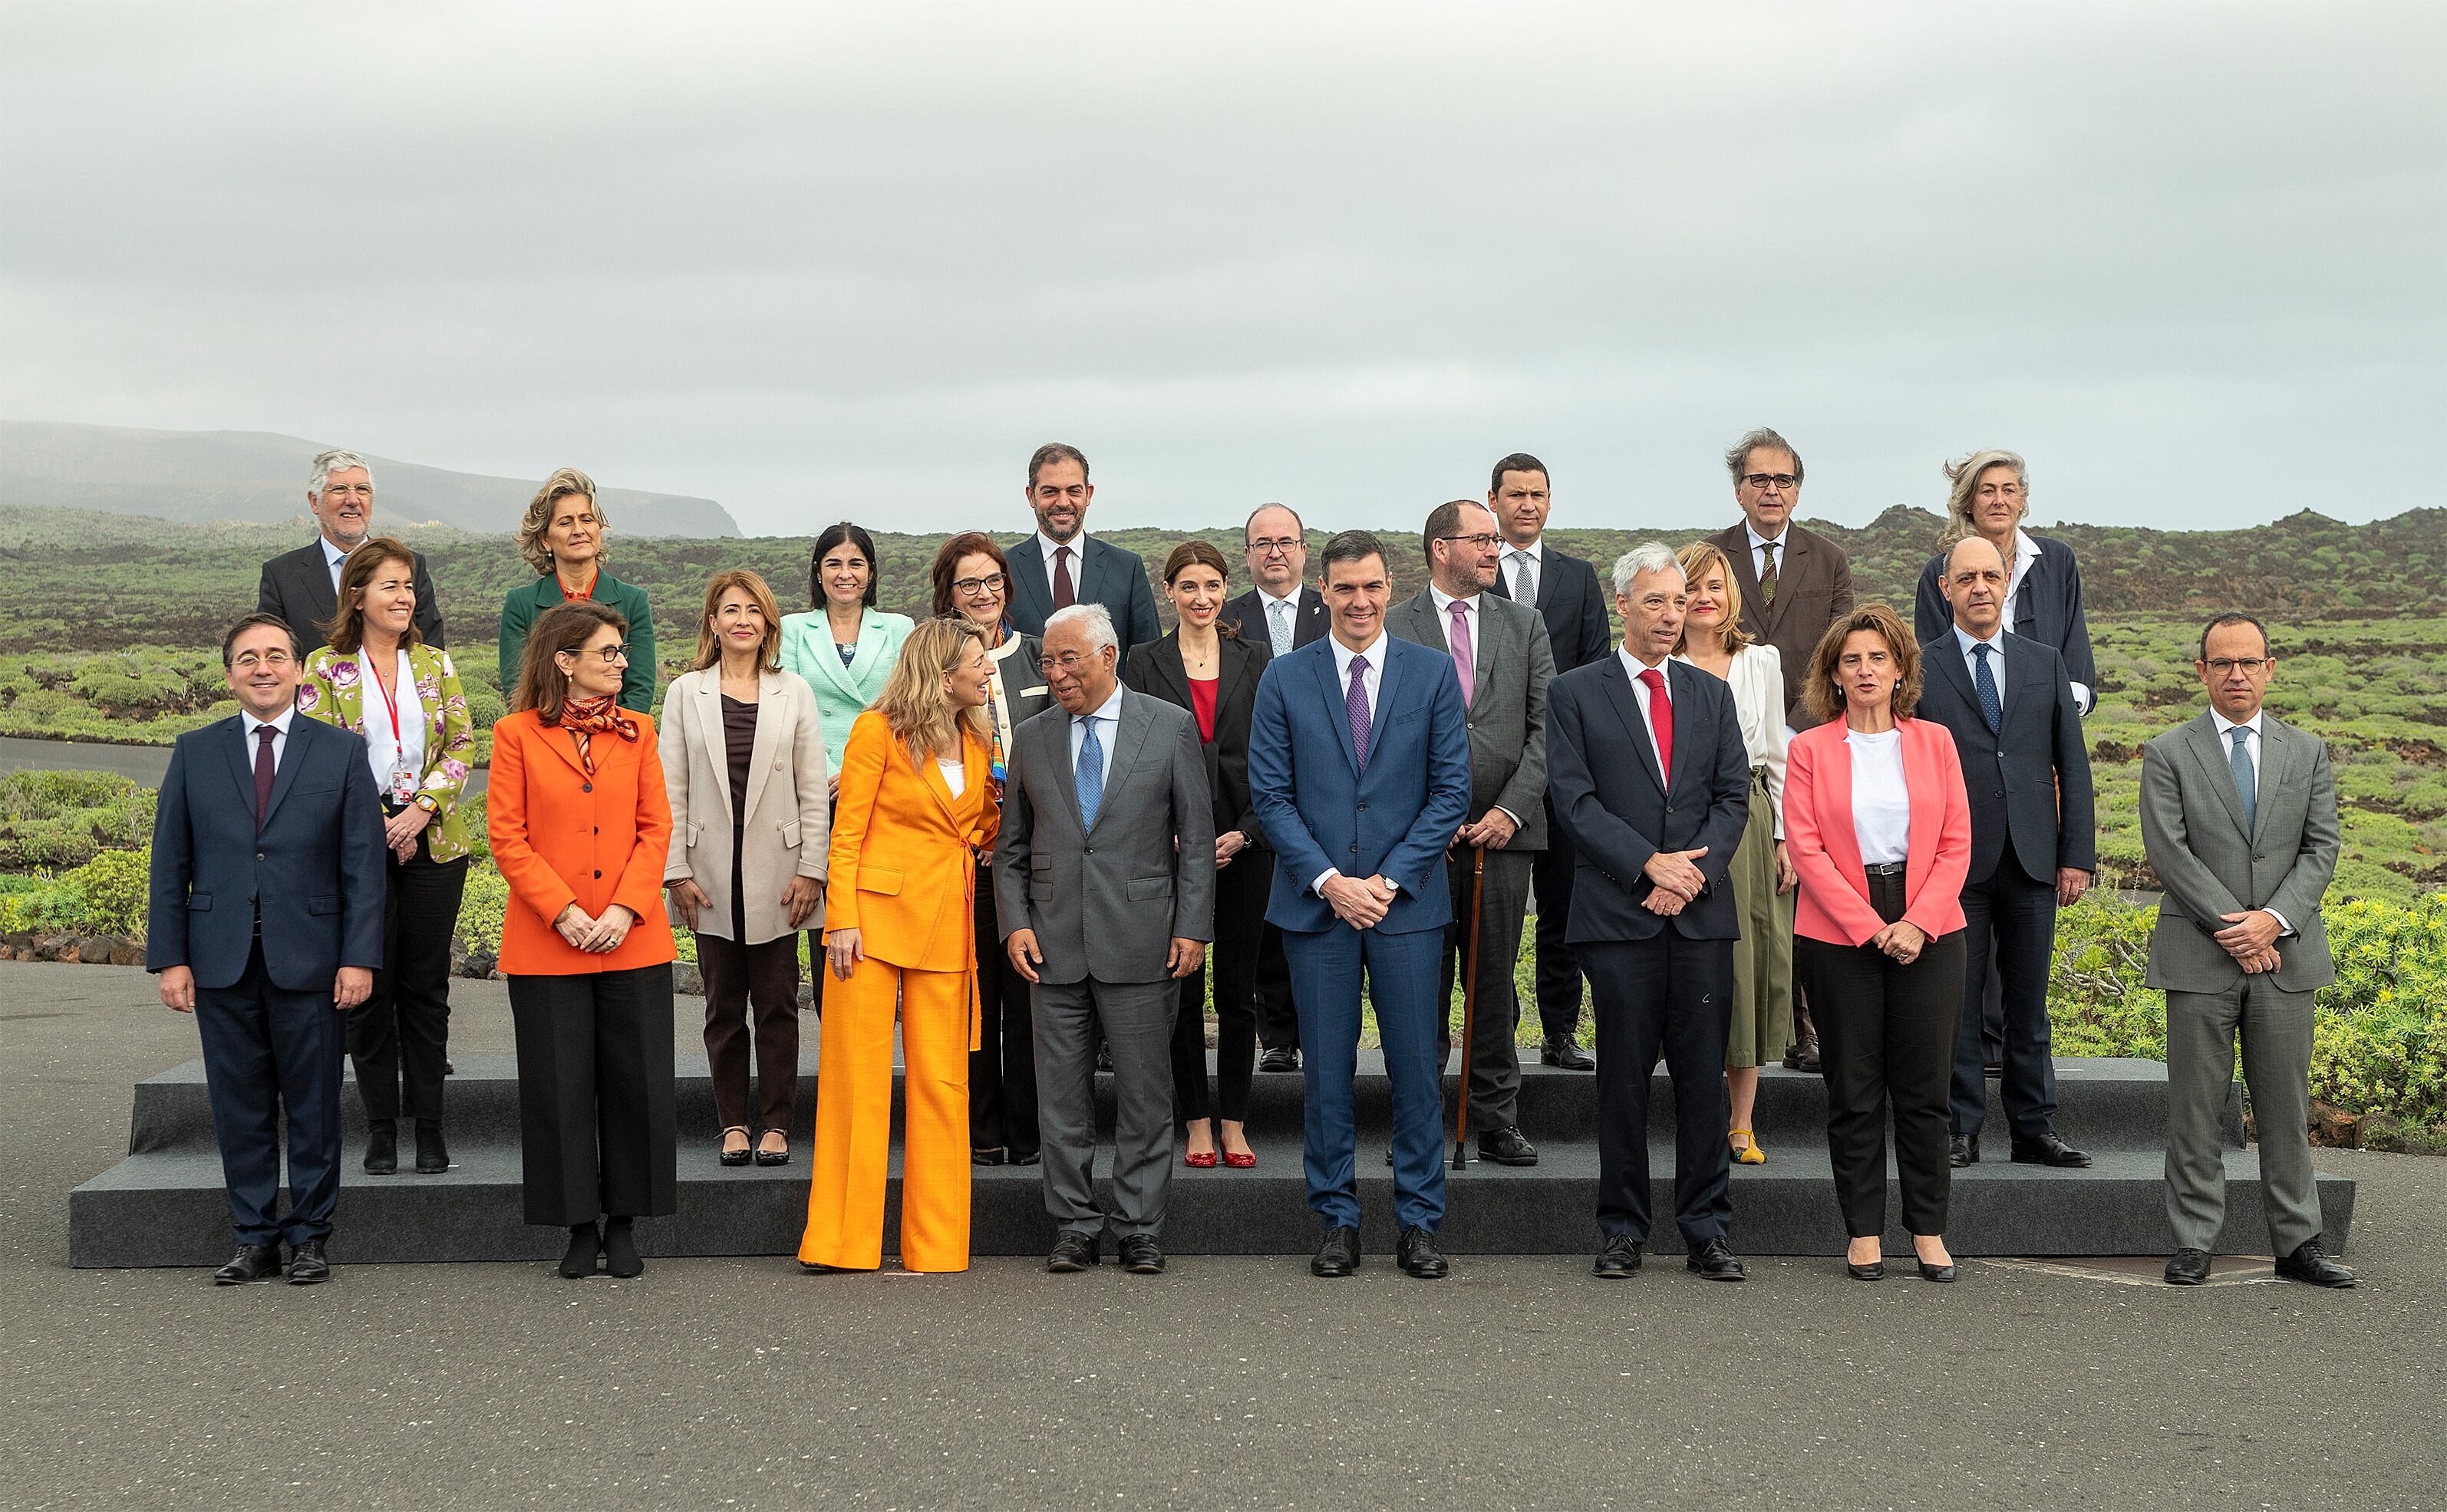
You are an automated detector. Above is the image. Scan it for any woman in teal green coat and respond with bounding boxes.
[779,522,914,788]
[498,468,657,713]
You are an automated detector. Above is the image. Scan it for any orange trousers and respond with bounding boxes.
[798,960,972,1272]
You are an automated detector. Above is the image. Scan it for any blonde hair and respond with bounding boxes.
[1802,602,1922,726]
[1935,449,2028,551]
[1671,541,1753,657]
[516,468,608,574]
[690,570,783,672]
[872,618,991,765]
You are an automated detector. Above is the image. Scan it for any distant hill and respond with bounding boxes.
[0,420,739,538]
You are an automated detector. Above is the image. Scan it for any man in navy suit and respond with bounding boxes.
[1248,531,1472,1280]
[1003,442,1163,657]
[1548,544,1752,1281]
[149,612,387,1285]
[1917,538,2097,1171]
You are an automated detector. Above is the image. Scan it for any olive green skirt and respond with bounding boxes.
[1726,764,1795,1069]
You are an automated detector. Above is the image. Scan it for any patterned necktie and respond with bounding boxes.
[1051,545,1077,611]
[1971,643,2003,734]
[1268,596,1293,657]
[1510,550,1535,605]
[253,724,276,832]
[1638,667,1674,782]
[2230,726,2257,832]
[1345,654,1373,771]
[1446,600,1475,706]
[1759,541,1779,606]
[1075,715,1104,830]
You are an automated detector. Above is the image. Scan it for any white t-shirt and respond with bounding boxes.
[1845,727,1911,865]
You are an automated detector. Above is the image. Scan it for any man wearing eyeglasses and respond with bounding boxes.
[259,450,446,654]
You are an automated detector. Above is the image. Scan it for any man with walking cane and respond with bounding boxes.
[1388,499,1552,1168]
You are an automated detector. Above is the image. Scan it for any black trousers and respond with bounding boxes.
[507,964,678,1226]
[1254,919,1298,1052]
[1532,794,1585,1044]
[1951,864,2060,1142]
[348,832,468,1125]
[1172,848,1267,1125]
[1435,847,1529,1131]
[969,874,1040,1158]
[197,940,348,1247]
[1799,871,1965,1238]
[1582,933,1735,1246]
[700,931,801,1133]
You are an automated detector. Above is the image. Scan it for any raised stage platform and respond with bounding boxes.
[69,1052,2354,1267]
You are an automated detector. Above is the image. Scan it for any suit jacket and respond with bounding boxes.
[1784,718,1971,947]
[2139,712,2338,993]
[259,540,445,652]
[147,714,386,992]
[778,608,916,776]
[1488,542,1611,674]
[1245,634,1473,936]
[984,631,1053,764]
[1123,630,1271,846]
[995,689,1216,984]
[1004,534,1163,655]
[498,572,657,713]
[823,710,998,974]
[1219,585,1329,654]
[1384,589,1552,850]
[485,709,678,975]
[659,667,833,945]
[1545,656,1749,942]
[1705,522,1856,730]
[296,642,480,861]
[1914,533,2096,703]
[1914,630,2096,887]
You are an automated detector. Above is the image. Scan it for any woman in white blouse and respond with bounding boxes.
[1674,541,1796,1166]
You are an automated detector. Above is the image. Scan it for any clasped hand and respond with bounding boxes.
[2216,909,2284,973]
[554,902,637,955]
[1641,847,1709,915]
[384,803,434,864]
[1870,920,1927,964]
[1321,873,1396,931]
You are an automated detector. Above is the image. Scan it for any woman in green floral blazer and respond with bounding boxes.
[298,539,479,1178]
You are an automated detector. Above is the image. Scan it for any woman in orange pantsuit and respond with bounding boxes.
[800,618,1000,1273]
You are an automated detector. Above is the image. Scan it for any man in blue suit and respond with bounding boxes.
[149,612,387,1285]
[1248,531,1472,1280]
[1003,442,1164,657]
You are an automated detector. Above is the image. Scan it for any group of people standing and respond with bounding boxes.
[147,433,2355,1292]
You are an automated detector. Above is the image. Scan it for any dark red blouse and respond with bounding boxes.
[1188,676,1219,745]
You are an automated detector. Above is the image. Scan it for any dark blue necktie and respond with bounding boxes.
[2230,727,2256,832]
[1970,643,2003,734]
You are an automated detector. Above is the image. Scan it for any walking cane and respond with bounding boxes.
[1453,845,1486,1171]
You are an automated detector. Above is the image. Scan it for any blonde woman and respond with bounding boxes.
[799,618,1000,1273]
[1911,450,2096,713]
[498,468,658,713]
[1673,540,1796,1166]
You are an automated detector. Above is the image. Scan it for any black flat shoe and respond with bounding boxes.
[2164,1248,2213,1286]
[1118,1234,1166,1274]
[718,1127,752,1167]
[2274,1239,2356,1288]
[213,1242,284,1285]
[755,1134,789,1167]
[1917,1260,1958,1283]
[560,1223,601,1280]
[363,1122,398,1176]
[286,1239,332,1285]
[1592,1235,1644,1279]
[414,1122,449,1174]
[1311,1226,1360,1278]
[1686,1237,1746,1282]
[1847,1260,1886,1281]
[602,1218,644,1279]
[1047,1230,1101,1273]
[2010,1133,2092,1168]
[1397,1226,1449,1280]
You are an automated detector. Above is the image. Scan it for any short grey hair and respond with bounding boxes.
[1610,542,1686,596]
[1724,427,1802,486]
[309,448,373,496]
[1044,601,1118,655]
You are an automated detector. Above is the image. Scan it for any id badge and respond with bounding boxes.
[391,760,419,805]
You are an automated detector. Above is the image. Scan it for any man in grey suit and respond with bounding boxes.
[2142,613,2354,1288]
[1387,499,1552,1166]
[257,450,445,652]
[998,604,1216,1276]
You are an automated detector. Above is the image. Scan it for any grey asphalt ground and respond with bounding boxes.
[3,962,2441,1510]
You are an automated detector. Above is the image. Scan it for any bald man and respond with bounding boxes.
[1916,538,2097,1171]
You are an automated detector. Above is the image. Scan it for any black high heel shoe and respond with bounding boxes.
[1917,1260,1958,1283]
[1847,1259,1886,1281]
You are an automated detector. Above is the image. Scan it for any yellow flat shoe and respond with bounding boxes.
[1730,1128,1766,1166]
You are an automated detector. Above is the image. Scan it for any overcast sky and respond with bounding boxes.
[2,2,2439,537]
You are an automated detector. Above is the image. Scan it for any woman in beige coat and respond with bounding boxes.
[661,571,831,1167]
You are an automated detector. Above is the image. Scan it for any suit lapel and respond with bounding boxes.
[2183,716,2251,838]
[691,676,734,824]
[1598,657,1667,795]
[1091,693,1155,836]
[1311,647,1363,776]
[1149,635,1194,707]
[741,673,788,825]
[1373,637,1408,763]
[1721,531,1768,641]
[1215,637,1254,713]
[1928,634,1977,717]
[1007,539,1048,628]
[1664,660,1700,795]
[2251,718,2290,845]
[1765,532,1806,637]
[261,716,312,828]
[220,717,258,821]
[1045,710,1087,833]
[299,544,339,628]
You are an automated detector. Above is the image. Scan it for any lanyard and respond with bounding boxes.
[368,652,404,747]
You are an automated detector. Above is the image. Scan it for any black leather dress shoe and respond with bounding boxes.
[2275,1239,2357,1289]
[1541,1039,1595,1071]
[1260,1046,1301,1073]
[1009,1149,1040,1167]
[213,1242,284,1285]
[1117,1234,1166,1275]
[1311,1226,1360,1278]
[1095,1043,1116,1074]
[1592,1234,1644,1279]
[286,1239,332,1285]
[2010,1133,2092,1168]
[363,1122,398,1176]
[2164,1247,2213,1285]
[1686,1237,1746,1281]
[1397,1226,1449,1279]
[1948,1133,1979,1168]
[971,1147,1007,1167]
[414,1122,449,1174]
[1479,1125,1538,1166]
[1047,1230,1101,1272]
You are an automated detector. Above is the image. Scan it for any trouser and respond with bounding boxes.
[1283,923,1446,1233]
[1435,847,1530,1132]
[1035,975,1178,1238]
[506,964,678,1227]
[1951,864,2060,1141]
[348,836,468,1125]
[1172,853,1267,1125]
[1254,920,1299,1052]
[197,940,348,1247]
[968,875,1040,1157]
[699,930,802,1133]
[1582,933,1735,1245]
[1532,793,1585,1043]
[1799,871,1964,1238]
[2165,979,2322,1255]
[800,960,972,1271]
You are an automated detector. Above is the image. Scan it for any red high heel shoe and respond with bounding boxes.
[1184,1148,1219,1168]
[1222,1149,1257,1169]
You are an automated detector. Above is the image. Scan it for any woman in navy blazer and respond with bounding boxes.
[1911,450,2096,711]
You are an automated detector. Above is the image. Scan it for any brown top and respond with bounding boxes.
[721,693,757,821]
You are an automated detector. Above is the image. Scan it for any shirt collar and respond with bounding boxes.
[1505,538,1544,562]
[1428,584,1479,614]
[243,706,297,738]
[1618,645,1671,680]
[1077,684,1124,724]
[1745,522,1789,552]
[2212,707,2264,739]
[320,535,351,568]
[1954,623,2005,657]
[1256,583,1301,608]
[1039,529,1089,560]
[1331,631,1385,677]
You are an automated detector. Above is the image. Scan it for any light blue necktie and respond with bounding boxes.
[1970,643,2003,734]
[2230,726,2256,832]
[1268,597,1293,657]
[1075,715,1105,831]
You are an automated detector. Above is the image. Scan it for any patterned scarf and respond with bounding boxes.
[556,693,639,774]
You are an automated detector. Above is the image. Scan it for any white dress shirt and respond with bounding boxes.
[1744,522,1789,584]
[1616,647,1673,778]
[1845,727,1912,865]
[1067,682,1124,791]
[241,705,296,773]
[1999,528,2093,715]
[1501,539,1543,604]
[1673,643,1786,837]
[1314,632,1390,898]
[360,649,427,802]
[2211,707,2290,936]
[1037,529,1091,601]
[1954,622,2008,716]
[321,535,350,592]
[937,756,967,799]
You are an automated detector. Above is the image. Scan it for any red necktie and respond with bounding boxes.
[253,725,276,832]
[1637,667,1674,783]
[1052,545,1077,610]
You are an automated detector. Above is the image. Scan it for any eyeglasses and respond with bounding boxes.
[1743,473,1799,492]
[1037,651,1103,674]
[1438,533,1501,550]
[229,650,295,670]
[1248,536,1303,555]
[2204,657,2268,675]
[562,646,630,665]
[953,573,1005,596]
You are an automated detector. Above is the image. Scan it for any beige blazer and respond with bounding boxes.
[659,666,832,944]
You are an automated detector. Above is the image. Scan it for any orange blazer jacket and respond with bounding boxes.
[1783,716,1971,949]
[824,710,998,975]
[486,708,678,975]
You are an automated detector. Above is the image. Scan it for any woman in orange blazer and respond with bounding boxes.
[488,601,678,1281]
[1783,603,1973,1285]
[800,618,1000,1273]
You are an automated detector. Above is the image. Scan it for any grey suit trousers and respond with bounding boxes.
[2165,978,2321,1254]
[1436,848,1531,1130]
[1034,976,1177,1238]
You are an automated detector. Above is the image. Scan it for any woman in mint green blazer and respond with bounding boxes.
[779,522,914,782]
[498,469,658,713]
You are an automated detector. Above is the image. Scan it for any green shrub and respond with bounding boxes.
[2047,891,2167,1059]
[0,770,157,870]
[455,863,509,958]
[2313,894,2447,1125]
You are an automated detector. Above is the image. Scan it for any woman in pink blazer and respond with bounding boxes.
[1784,604,1972,1284]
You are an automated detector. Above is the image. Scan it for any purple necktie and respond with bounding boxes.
[253,725,276,832]
[1446,600,1475,707]
[1345,654,1372,771]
